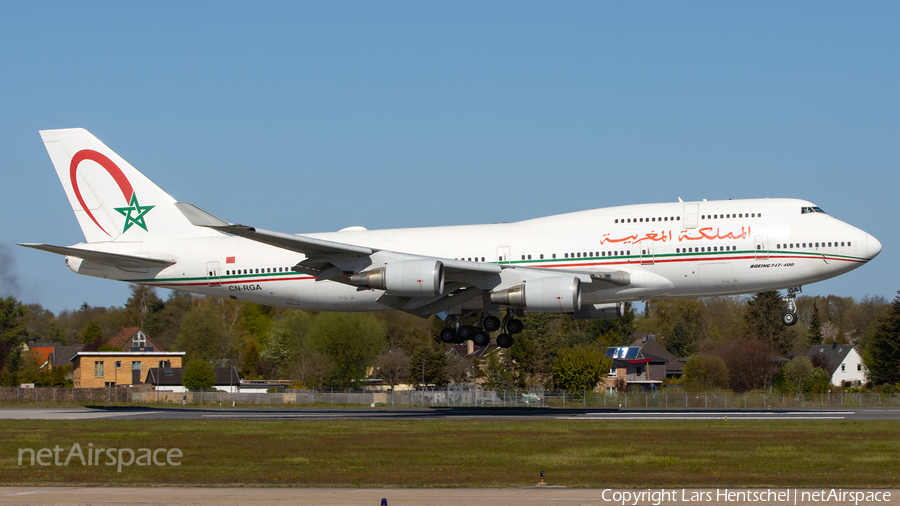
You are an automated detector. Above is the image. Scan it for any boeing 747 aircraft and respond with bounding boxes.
[22,129,882,348]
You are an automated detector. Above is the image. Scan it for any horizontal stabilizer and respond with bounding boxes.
[19,243,175,269]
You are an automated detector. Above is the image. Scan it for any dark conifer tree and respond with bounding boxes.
[864,292,900,385]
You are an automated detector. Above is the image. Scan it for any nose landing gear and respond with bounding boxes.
[781,291,799,326]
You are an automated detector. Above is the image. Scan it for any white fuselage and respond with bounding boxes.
[66,198,880,313]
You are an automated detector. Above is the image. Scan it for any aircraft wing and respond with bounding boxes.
[175,202,375,256]
[19,243,176,269]
[174,202,631,316]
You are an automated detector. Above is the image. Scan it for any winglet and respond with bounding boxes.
[174,202,231,228]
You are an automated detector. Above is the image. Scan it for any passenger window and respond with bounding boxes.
[527,255,531,260]
[652,217,656,222]
[848,242,851,247]
[615,219,619,223]
[540,254,544,259]
[552,254,557,259]
[576,253,581,258]
[565,253,568,258]
[602,252,606,257]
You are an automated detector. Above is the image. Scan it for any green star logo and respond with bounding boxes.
[114,193,155,233]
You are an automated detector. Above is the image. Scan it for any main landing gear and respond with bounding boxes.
[781,292,798,326]
[439,310,523,348]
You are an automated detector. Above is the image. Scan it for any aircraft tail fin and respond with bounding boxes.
[40,128,219,243]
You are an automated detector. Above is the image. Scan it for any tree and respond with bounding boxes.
[864,293,900,385]
[240,340,261,379]
[407,343,447,387]
[79,321,104,348]
[182,360,216,391]
[683,355,728,392]
[773,356,831,395]
[307,312,387,387]
[483,350,514,390]
[808,304,823,347]
[745,291,795,354]
[445,355,472,385]
[123,284,163,329]
[374,348,410,391]
[641,298,704,357]
[706,339,777,392]
[175,301,236,364]
[0,296,29,384]
[551,343,611,393]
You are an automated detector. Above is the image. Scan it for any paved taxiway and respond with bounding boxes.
[1,487,898,506]
[1,407,899,420]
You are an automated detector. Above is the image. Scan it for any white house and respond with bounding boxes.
[806,342,866,386]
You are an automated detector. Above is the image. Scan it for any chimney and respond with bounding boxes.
[832,341,838,349]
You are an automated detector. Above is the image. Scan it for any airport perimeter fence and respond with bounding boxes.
[2,386,900,409]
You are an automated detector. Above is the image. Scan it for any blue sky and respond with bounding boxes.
[1,2,897,312]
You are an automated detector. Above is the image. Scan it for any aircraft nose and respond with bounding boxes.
[867,233,882,260]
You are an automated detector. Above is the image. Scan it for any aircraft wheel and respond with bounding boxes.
[496,333,514,348]
[458,325,475,340]
[781,312,797,326]
[506,319,524,335]
[439,328,457,343]
[483,315,502,332]
[473,330,491,347]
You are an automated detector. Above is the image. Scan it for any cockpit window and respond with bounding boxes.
[801,206,827,215]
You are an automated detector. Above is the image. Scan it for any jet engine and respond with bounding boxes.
[490,277,582,313]
[574,302,625,320]
[349,259,445,297]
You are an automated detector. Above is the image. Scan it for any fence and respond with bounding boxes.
[1,386,898,409]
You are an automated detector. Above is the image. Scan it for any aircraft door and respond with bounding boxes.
[207,261,221,286]
[497,246,510,263]
[683,204,699,229]
[640,242,655,265]
[754,235,769,260]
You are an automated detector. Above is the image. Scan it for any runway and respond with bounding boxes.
[1,406,899,421]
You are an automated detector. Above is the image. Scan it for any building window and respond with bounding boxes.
[858,364,862,371]
[159,360,171,368]
[841,364,846,372]
[132,361,142,371]
[115,361,122,369]
[134,331,146,347]
[94,361,104,377]
[105,382,115,387]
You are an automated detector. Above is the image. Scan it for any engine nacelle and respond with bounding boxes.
[490,277,582,313]
[349,259,445,297]
[574,302,625,320]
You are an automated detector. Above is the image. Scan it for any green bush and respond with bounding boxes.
[182,360,216,391]
[683,355,728,392]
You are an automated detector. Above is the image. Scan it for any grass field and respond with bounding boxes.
[1,419,898,488]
